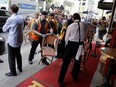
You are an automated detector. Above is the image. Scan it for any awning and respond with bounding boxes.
[82,11,98,15]
[106,10,112,14]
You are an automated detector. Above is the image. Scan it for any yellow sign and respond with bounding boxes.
[28,80,44,87]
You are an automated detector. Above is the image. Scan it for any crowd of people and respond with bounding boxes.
[1,3,113,86]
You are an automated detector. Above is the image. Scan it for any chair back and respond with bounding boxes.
[23,30,33,45]
[38,34,59,64]
[42,34,59,51]
[84,30,93,52]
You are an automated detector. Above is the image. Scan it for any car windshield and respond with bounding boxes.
[0,10,10,16]
[5,11,10,16]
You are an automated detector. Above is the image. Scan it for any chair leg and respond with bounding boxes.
[23,37,27,45]
[51,57,54,64]
[70,59,75,73]
[23,37,31,45]
[38,50,42,54]
[46,57,51,64]
[38,57,44,65]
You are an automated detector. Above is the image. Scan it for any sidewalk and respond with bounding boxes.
[0,44,50,87]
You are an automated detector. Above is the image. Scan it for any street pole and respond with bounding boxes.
[102,10,104,17]
[108,0,116,30]
[43,0,46,11]
[7,0,11,11]
[36,0,39,12]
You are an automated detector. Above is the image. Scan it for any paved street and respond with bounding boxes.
[0,30,115,87]
[0,32,31,54]
[0,34,53,87]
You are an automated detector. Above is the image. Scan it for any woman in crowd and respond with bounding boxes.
[98,16,109,40]
[56,20,68,58]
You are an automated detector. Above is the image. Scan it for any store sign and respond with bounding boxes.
[0,0,7,4]
[18,3,36,10]
[98,2,113,10]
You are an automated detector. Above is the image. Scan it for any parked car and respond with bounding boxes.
[0,35,5,55]
[0,9,10,32]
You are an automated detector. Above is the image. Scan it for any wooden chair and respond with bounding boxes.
[81,30,93,71]
[23,29,33,45]
[23,29,41,45]
[24,31,32,45]
[81,23,96,65]
[38,33,59,64]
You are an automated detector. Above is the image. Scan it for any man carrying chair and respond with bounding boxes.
[28,11,51,65]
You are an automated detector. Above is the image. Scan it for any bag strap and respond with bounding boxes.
[78,22,80,42]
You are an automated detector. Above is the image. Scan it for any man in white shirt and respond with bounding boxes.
[2,4,24,76]
[58,13,86,85]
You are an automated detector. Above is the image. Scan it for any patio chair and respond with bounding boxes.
[23,29,42,45]
[80,30,93,72]
[23,29,33,45]
[38,33,59,65]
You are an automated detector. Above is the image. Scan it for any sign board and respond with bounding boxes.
[18,3,36,10]
[0,0,7,4]
[98,2,113,10]
[10,0,39,17]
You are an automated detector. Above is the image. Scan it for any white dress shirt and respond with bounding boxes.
[65,20,86,45]
[75,45,84,60]
[2,13,24,47]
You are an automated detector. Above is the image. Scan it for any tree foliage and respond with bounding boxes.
[45,0,53,7]
[42,0,53,3]
[47,0,53,3]
[63,1,74,7]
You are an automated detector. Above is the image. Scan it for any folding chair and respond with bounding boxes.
[84,31,93,60]
[82,23,96,65]
[38,33,59,64]
[23,30,33,45]
[23,29,42,45]
[80,30,93,71]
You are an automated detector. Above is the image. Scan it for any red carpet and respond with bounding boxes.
[17,42,101,87]
[17,58,99,87]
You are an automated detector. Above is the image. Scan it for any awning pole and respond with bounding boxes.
[108,0,116,31]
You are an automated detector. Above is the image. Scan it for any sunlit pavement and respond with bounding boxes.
[0,43,50,87]
[0,27,109,87]
[0,40,103,87]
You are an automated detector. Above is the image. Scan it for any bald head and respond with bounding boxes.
[67,14,72,19]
